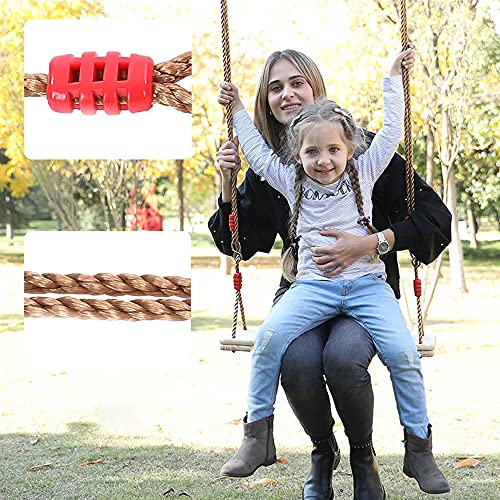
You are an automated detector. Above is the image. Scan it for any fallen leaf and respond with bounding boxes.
[28,462,53,471]
[214,476,229,482]
[242,478,278,489]
[162,487,175,496]
[276,456,289,464]
[226,418,241,425]
[80,459,105,467]
[29,435,40,445]
[454,457,480,468]
[455,456,485,461]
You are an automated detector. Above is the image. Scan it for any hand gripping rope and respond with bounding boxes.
[24,272,191,321]
[217,0,255,353]
[400,0,435,356]
[24,51,191,115]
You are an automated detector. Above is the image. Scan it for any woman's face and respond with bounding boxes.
[267,58,314,126]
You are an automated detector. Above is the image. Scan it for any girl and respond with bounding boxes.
[217,48,449,495]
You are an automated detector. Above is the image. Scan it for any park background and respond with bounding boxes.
[0,0,499,498]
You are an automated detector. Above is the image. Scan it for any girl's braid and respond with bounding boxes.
[282,165,305,282]
[345,160,377,235]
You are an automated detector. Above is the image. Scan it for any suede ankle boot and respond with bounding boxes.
[302,433,340,500]
[403,424,450,494]
[350,440,386,500]
[220,414,276,478]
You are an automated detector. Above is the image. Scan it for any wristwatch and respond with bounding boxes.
[375,232,390,256]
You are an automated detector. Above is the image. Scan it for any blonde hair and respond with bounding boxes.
[282,99,377,282]
[254,50,327,155]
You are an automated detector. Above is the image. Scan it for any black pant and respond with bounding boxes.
[280,316,376,444]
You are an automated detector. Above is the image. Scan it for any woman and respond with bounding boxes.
[208,49,451,499]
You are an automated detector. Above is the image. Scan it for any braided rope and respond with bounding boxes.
[400,0,424,344]
[24,51,192,114]
[221,0,247,339]
[24,272,190,299]
[24,296,191,321]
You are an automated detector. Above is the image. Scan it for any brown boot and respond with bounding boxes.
[350,440,386,500]
[403,425,450,494]
[220,414,276,477]
[302,433,340,499]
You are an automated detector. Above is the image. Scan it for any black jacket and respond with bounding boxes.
[208,137,451,299]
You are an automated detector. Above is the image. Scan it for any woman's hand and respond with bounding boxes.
[215,138,241,202]
[218,82,245,113]
[389,46,415,76]
[311,229,378,277]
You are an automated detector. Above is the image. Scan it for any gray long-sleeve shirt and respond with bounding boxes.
[233,75,404,282]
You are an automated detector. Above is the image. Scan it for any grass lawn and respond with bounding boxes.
[0,229,499,498]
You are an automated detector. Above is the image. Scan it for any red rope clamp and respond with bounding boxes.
[413,278,422,297]
[47,52,154,115]
[233,272,242,290]
[228,213,235,232]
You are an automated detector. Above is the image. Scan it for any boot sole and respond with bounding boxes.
[403,467,450,494]
[221,456,277,478]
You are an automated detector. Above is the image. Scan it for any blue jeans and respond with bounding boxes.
[247,273,429,438]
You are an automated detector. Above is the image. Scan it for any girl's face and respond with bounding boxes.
[296,121,355,185]
[267,59,314,126]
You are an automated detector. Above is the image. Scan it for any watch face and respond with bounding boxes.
[378,241,389,254]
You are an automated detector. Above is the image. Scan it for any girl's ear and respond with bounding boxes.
[347,144,356,160]
[294,154,302,164]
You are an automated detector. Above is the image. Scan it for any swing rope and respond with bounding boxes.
[220,0,248,339]
[23,271,191,321]
[24,272,191,298]
[400,0,424,345]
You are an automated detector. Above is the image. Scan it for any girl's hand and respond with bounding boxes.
[215,137,241,183]
[389,47,415,76]
[311,229,377,276]
[218,82,244,113]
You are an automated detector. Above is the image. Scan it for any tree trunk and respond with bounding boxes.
[466,193,478,249]
[423,253,444,321]
[220,254,232,275]
[425,125,435,187]
[176,159,184,231]
[6,222,13,243]
[445,166,468,294]
[441,108,467,295]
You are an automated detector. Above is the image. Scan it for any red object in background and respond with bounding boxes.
[47,52,153,115]
[128,186,163,231]
[133,204,163,231]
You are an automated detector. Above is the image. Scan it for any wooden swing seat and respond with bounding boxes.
[220,329,256,352]
[414,332,436,357]
[220,329,435,356]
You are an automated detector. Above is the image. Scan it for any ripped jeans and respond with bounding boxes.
[247,273,430,439]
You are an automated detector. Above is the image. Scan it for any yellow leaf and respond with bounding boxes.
[242,478,278,489]
[276,456,289,464]
[28,462,53,471]
[79,459,105,466]
[454,457,480,468]
[214,476,230,482]
[226,418,241,425]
